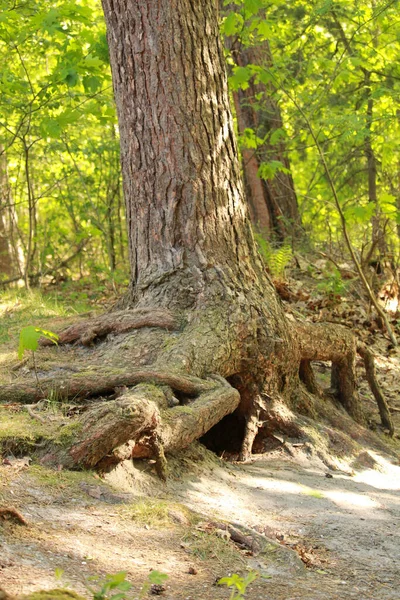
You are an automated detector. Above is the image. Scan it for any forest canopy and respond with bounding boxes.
[1,0,399,286]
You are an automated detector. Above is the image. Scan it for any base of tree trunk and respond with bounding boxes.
[1,301,394,474]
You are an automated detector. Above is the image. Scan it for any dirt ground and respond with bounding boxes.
[1,441,399,600]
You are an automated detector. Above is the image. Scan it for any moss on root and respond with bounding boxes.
[0,408,85,457]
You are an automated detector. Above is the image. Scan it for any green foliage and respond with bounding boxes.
[87,571,168,600]
[138,571,168,599]
[0,0,399,288]
[222,0,400,260]
[0,0,126,282]
[88,572,132,600]
[218,571,260,599]
[18,325,58,359]
[258,160,290,180]
[317,267,349,298]
[255,234,293,278]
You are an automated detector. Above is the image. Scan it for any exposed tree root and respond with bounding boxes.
[40,309,180,347]
[357,343,394,436]
[54,377,240,471]
[0,507,28,526]
[0,368,217,404]
[295,322,362,423]
[299,360,321,397]
[0,304,394,474]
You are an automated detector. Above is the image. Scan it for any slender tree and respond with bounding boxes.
[225,28,301,240]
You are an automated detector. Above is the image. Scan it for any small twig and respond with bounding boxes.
[25,404,47,423]
[10,357,29,372]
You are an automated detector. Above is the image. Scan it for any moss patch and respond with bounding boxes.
[122,497,197,528]
[0,408,84,456]
[0,410,61,455]
[21,590,87,600]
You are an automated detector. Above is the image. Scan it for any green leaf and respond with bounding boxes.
[258,160,290,180]
[244,0,264,16]
[54,568,64,580]
[84,54,103,69]
[148,571,168,585]
[105,572,129,586]
[64,69,79,87]
[229,66,252,90]
[343,202,375,223]
[269,128,287,144]
[222,12,243,36]
[39,118,62,139]
[257,20,271,38]
[83,75,101,94]
[18,327,58,360]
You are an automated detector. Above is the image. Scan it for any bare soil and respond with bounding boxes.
[1,441,399,600]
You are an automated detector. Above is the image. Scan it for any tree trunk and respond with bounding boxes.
[0,151,17,278]
[0,0,371,472]
[228,40,301,241]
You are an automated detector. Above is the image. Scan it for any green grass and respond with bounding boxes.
[0,288,92,345]
[301,486,324,499]
[29,464,98,491]
[123,497,196,528]
[182,529,245,566]
[0,408,68,455]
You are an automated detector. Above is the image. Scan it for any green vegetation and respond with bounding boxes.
[0,0,398,293]
[181,528,246,567]
[0,409,60,454]
[223,0,400,256]
[122,498,195,529]
[22,591,86,600]
[218,571,260,600]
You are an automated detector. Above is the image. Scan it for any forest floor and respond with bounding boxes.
[0,261,400,600]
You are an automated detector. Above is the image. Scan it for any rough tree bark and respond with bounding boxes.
[0,0,389,475]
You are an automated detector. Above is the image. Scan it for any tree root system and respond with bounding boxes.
[1,303,395,476]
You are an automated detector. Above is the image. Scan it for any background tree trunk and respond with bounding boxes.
[0,150,19,279]
[222,8,301,242]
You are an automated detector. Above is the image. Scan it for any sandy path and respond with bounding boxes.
[1,447,400,600]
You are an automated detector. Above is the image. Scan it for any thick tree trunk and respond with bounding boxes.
[103,0,267,308]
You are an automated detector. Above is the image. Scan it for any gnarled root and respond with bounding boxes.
[357,343,394,436]
[54,377,240,472]
[296,322,363,422]
[0,368,216,404]
[39,308,180,347]
[1,304,393,474]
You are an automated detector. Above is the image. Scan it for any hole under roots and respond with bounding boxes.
[200,410,245,455]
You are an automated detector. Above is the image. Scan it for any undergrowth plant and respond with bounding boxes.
[18,325,58,386]
[218,571,260,599]
[254,234,292,279]
[87,570,168,600]
[316,267,349,298]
